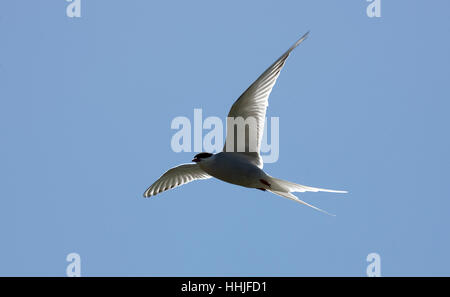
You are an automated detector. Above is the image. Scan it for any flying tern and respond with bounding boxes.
[143,32,347,215]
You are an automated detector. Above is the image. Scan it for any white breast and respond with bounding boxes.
[199,153,267,188]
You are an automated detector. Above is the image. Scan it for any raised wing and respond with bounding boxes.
[223,32,309,166]
[143,164,211,197]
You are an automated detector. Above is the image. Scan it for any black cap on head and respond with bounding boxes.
[192,152,213,163]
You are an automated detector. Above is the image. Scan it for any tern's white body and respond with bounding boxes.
[198,152,269,189]
[143,32,347,215]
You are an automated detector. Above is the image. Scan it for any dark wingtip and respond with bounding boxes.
[288,31,310,53]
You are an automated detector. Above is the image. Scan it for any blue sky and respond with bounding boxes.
[1,0,449,276]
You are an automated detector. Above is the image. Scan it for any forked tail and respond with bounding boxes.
[267,176,347,216]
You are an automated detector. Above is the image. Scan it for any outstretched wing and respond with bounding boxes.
[143,164,211,198]
[223,32,309,167]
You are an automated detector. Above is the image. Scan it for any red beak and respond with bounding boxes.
[192,158,200,163]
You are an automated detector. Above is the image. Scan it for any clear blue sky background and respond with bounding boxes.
[1,1,449,276]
